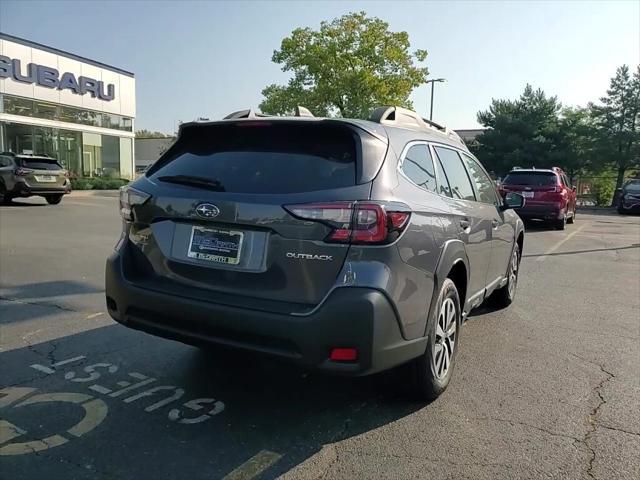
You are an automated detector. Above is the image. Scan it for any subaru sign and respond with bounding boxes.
[0,55,115,101]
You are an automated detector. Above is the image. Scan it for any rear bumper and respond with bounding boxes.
[619,198,640,211]
[9,181,71,197]
[516,203,565,220]
[105,248,426,376]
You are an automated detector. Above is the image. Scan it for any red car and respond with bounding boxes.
[500,167,577,229]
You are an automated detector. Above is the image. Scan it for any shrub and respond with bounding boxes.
[71,178,93,190]
[591,177,615,206]
[70,177,129,190]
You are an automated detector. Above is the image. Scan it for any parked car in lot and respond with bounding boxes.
[618,179,640,214]
[0,153,71,205]
[500,167,577,229]
[105,106,525,400]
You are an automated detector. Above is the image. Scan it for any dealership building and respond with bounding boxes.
[0,33,136,179]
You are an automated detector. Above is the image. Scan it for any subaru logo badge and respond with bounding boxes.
[195,203,220,219]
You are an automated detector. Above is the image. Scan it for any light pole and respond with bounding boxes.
[426,78,446,122]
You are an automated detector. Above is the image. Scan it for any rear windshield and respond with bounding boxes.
[20,158,63,171]
[503,172,557,186]
[149,123,357,194]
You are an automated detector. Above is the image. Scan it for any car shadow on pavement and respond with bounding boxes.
[0,325,426,479]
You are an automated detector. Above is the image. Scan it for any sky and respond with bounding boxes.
[1,0,638,133]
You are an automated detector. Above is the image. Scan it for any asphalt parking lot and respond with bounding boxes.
[1,193,639,480]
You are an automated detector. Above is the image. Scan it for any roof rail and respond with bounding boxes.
[294,106,314,117]
[223,106,315,120]
[369,106,462,143]
[223,109,270,120]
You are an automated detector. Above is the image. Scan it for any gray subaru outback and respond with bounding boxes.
[105,106,525,399]
[0,153,71,204]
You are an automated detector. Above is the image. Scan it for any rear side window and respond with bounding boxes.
[503,172,557,186]
[20,158,62,170]
[149,123,357,194]
[400,144,437,193]
[434,147,476,201]
[461,153,497,204]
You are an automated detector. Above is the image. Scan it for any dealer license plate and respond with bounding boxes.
[187,226,243,265]
[35,175,56,182]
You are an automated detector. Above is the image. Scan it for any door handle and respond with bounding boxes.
[491,219,499,229]
[460,219,470,230]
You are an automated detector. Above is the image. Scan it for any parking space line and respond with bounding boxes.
[536,223,587,263]
[222,450,283,480]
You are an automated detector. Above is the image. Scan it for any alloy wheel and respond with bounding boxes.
[508,249,519,299]
[433,297,457,379]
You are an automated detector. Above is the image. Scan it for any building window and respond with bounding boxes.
[4,96,33,117]
[1,94,133,132]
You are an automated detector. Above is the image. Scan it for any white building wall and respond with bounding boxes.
[0,37,135,117]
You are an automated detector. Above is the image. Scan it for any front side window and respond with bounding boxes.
[434,147,476,201]
[401,144,437,193]
[461,153,497,204]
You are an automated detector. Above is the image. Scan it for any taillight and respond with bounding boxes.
[14,168,33,176]
[284,201,411,245]
[119,186,150,221]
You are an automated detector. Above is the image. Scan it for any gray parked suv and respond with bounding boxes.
[105,106,525,399]
[0,153,71,204]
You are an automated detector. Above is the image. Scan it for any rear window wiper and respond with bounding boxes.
[157,175,226,192]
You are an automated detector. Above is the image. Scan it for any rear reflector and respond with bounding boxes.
[284,201,410,245]
[330,348,358,362]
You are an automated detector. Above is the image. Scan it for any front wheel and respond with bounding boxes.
[491,243,521,308]
[45,194,64,205]
[0,184,10,205]
[406,278,461,400]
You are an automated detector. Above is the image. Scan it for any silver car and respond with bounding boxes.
[0,153,71,204]
[106,106,526,400]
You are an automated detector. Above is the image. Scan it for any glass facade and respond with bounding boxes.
[1,94,133,132]
[0,122,133,179]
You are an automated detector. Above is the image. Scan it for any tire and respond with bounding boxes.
[553,214,566,230]
[491,243,521,309]
[567,209,575,224]
[45,194,64,205]
[618,206,626,215]
[0,184,11,205]
[406,278,461,401]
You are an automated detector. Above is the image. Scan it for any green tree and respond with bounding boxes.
[259,12,428,119]
[472,85,564,175]
[589,65,640,188]
[556,106,595,184]
[135,129,171,139]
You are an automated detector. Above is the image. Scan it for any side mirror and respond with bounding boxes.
[502,192,525,210]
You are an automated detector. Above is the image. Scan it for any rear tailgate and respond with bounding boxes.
[127,121,387,311]
[502,171,562,203]
[19,158,66,188]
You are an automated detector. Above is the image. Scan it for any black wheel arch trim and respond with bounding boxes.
[422,239,470,338]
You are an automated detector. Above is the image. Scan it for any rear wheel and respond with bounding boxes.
[491,243,520,308]
[406,278,460,400]
[45,194,63,205]
[553,214,566,230]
